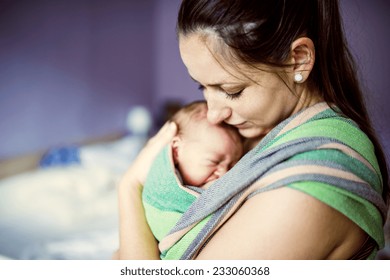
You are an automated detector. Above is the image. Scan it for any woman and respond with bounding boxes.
[117,0,389,259]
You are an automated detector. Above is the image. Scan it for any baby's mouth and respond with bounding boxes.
[205,174,219,183]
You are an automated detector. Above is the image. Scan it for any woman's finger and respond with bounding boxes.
[121,121,177,186]
[148,121,177,146]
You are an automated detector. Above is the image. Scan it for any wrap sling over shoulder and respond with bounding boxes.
[142,102,387,260]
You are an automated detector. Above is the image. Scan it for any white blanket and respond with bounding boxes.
[0,136,145,259]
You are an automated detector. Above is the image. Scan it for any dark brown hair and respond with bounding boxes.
[177,0,389,203]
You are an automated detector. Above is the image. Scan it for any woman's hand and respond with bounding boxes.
[121,121,177,187]
[117,121,177,260]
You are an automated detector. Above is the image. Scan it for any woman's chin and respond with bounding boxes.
[238,127,267,139]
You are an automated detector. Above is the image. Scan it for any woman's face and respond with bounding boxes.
[179,33,313,140]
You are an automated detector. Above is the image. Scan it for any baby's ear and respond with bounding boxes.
[171,136,181,164]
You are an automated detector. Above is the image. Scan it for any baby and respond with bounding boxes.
[170,100,243,187]
[142,101,243,250]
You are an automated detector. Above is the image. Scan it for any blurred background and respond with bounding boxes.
[0,0,389,162]
[0,0,196,164]
[0,0,388,259]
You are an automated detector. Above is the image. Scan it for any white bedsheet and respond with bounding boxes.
[0,136,146,260]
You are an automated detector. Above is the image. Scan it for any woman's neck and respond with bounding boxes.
[243,137,263,153]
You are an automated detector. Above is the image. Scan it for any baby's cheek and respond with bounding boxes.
[184,166,207,186]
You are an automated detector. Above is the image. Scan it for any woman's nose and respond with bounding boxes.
[206,100,232,125]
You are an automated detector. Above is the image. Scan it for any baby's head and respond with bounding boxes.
[171,101,243,186]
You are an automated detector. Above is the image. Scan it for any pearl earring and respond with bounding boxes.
[294,72,303,83]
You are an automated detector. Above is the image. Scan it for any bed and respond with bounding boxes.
[0,107,152,260]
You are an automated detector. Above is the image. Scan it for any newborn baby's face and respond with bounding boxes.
[176,122,242,186]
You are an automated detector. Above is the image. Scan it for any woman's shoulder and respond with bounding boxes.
[266,104,380,175]
[275,105,372,150]
[211,103,384,259]
[197,187,367,259]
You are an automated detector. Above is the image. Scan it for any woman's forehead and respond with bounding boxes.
[180,34,241,81]
[179,33,268,85]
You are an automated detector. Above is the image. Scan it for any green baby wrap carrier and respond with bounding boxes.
[142,102,386,260]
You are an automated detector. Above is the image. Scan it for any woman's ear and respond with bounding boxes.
[290,37,315,83]
[171,136,181,164]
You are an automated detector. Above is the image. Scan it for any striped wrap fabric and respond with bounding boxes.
[142,102,386,259]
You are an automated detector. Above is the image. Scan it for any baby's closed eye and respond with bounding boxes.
[205,158,219,166]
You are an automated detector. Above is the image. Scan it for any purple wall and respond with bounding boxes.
[0,0,389,161]
[153,0,199,114]
[340,0,390,154]
[0,0,156,159]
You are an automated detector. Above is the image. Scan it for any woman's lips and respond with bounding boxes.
[230,122,247,129]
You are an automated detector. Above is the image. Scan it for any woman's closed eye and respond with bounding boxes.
[224,89,243,100]
[197,84,244,100]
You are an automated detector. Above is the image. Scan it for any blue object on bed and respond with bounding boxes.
[40,146,80,167]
